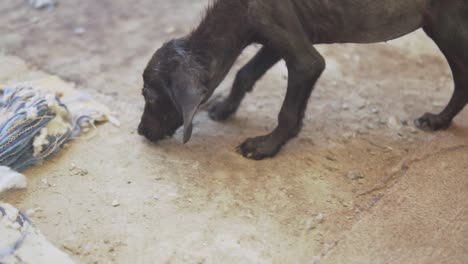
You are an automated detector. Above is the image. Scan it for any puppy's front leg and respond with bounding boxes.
[238,1,325,160]
[238,47,324,160]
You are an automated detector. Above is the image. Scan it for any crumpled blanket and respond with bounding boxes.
[0,86,95,172]
[0,203,74,264]
[0,77,116,193]
[0,86,91,171]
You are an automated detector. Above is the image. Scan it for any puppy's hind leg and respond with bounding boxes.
[415,1,468,130]
[209,46,281,121]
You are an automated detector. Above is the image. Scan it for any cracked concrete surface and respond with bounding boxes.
[0,1,467,263]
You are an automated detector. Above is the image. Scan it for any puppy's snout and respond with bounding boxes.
[137,123,145,136]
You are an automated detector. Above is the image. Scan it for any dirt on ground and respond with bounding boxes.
[0,1,467,263]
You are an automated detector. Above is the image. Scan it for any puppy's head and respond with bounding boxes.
[138,39,207,143]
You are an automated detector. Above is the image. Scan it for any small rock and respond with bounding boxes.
[26,207,42,216]
[390,165,402,174]
[41,178,51,187]
[30,17,40,23]
[408,126,419,134]
[74,27,86,34]
[357,100,367,110]
[356,129,369,135]
[164,26,176,34]
[342,131,355,140]
[305,213,325,230]
[346,170,365,180]
[309,256,321,264]
[352,54,361,63]
[28,0,56,9]
[70,164,88,176]
[315,213,325,224]
[246,104,258,113]
[388,116,402,130]
[111,200,120,207]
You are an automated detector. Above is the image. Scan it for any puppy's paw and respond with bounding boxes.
[208,99,237,121]
[414,113,451,131]
[238,135,282,160]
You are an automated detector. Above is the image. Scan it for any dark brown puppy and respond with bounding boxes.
[139,0,468,160]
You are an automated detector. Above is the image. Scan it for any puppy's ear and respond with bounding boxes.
[176,87,203,143]
[171,70,205,143]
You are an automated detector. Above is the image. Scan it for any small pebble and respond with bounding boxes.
[358,102,367,110]
[28,0,56,9]
[310,256,321,264]
[26,207,42,216]
[305,213,325,230]
[342,131,354,140]
[408,126,419,134]
[164,26,176,34]
[346,170,365,180]
[388,116,402,130]
[74,27,86,34]
[111,200,120,207]
[41,178,51,186]
[315,213,325,224]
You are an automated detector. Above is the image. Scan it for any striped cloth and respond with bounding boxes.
[0,86,92,171]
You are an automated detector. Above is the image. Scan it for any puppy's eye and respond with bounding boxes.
[142,87,158,104]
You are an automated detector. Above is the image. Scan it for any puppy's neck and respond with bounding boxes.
[187,0,254,92]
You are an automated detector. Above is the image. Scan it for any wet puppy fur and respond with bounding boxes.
[139,0,468,160]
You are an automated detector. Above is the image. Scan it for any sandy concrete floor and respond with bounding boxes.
[0,1,467,263]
